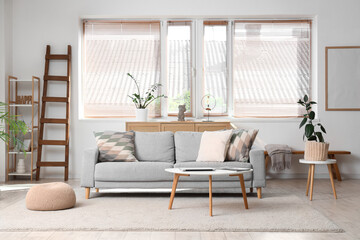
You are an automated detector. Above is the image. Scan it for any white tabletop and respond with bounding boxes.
[165,168,253,176]
[299,159,337,165]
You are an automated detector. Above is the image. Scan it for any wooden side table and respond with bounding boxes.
[299,159,337,201]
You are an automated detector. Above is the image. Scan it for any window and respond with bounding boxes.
[167,21,192,115]
[83,21,161,117]
[82,19,311,119]
[203,21,228,115]
[233,20,311,117]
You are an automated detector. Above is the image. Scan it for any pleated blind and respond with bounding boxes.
[83,21,161,118]
[233,21,311,117]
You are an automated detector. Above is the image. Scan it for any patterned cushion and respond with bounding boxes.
[94,131,137,162]
[227,129,259,162]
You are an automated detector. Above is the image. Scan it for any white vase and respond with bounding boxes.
[136,108,148,121]
[16,158,26,174]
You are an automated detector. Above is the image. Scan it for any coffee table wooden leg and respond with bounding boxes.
[238,174,248,209]
[309,164,315,201]
[306,166,311,196]
[168,174,180,210]
[327,164,337,199]
[209,175,213,217]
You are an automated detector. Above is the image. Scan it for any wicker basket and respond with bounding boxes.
[304,141,329,161]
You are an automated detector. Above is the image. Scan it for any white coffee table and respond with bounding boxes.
[299,159,337,201]
[165,168,253,216]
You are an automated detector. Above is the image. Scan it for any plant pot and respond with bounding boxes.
[136,108,148,122]
[16,158,26,174]
[304,141,329,161]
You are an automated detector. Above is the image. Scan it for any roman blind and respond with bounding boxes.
[233,20,311,117]
[83,21,161,117]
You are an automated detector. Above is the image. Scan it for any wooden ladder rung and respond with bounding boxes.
[46,54,70,60]
[39,140,67,146]
[37,161,68,167]
[44,75,69,81]
[42,97,69,102]
[41,118,69,124]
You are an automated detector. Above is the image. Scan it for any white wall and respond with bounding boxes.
[0,0,13,182]
[1,0,360,180]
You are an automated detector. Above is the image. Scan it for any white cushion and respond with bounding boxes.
[196,130,233,162]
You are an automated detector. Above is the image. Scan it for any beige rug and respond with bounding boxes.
[0,189,342,232]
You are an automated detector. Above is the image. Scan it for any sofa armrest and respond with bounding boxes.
[80,148,99,188]
[249,148,266,188]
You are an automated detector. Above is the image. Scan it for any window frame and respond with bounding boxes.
[81,18,313,119]
[166,20,194,117]
[232,19,312,118]
[202,20,230,116]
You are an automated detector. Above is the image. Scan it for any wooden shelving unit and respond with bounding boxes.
[6,76,40,181]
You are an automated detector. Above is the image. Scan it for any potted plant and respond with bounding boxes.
[297,95,328,161]
[127,73,167,121]
[0,102,28,154]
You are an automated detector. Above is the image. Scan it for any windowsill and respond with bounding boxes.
[79,115,319,123]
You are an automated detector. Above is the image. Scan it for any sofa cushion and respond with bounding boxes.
[134,131,175,163]
[174,161,252,181]
[196,130,233,162]
[227,129,259,162]
[174,131,203,162]
[95,162,174,182]
[94,131,137,162]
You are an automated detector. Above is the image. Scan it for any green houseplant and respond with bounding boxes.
[0,102,28,153]
[297,95,329,161]
[127,73,167,121]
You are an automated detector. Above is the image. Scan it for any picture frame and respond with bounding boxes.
[325,46,360,111]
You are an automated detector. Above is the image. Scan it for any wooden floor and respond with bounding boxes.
[0,178,359,240]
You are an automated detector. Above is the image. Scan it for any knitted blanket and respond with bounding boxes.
[265,144,292,171]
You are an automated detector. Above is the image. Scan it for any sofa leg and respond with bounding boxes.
[95,188,99,193]
[257,187,262,199]
[250,187,253,193]
[85,187,90,199]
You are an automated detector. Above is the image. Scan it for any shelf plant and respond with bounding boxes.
[0,102,28,153]
[297,95,329,161]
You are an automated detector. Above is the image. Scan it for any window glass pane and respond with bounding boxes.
[167,22,192,114]
[203,23,227,114]
[233,21,311,117]
[83,21,161,117]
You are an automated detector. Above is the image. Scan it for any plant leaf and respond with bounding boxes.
[320,125,326,134]
[305,124,314,138]
[308,136,317,141]
[309,111,315,120]
[299,118,307,129]
[315,132,324,142]
[304,95,308,102]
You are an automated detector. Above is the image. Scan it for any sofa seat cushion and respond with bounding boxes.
[95,162,174,182]
[135,132,175,163]
[174,161,252,182]
[174,131,203,162]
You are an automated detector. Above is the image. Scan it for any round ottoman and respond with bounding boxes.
[26,182,76,211]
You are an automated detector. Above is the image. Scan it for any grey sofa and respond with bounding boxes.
[81,131,266,199]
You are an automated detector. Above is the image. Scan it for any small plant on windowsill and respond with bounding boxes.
[127,73,167,121]
[297,95,329,161]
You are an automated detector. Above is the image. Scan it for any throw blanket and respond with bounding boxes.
[265,144,292,171]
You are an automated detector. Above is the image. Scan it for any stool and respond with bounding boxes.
[299,159,337,201]
[26,182,76,211]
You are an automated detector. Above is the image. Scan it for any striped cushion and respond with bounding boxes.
[94,131,137,162]
[227,129,258,162]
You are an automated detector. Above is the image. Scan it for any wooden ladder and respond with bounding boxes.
[36,45,71,181]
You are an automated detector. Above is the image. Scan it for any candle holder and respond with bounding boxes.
[201,95,216,122]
